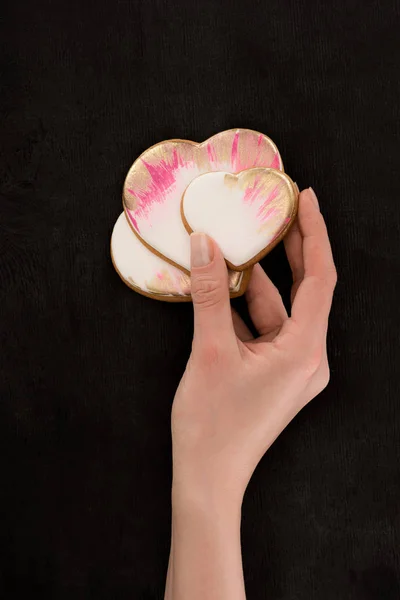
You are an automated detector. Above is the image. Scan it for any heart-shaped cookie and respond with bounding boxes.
[123,129,283,273]
[181,168,298,270]
[111,213,250,301]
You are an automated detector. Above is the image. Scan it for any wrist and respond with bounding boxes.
[171,482,243,552]
[172,476,244,520]
[172,454,249,510]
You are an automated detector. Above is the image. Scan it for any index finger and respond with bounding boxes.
[289,188,337,334]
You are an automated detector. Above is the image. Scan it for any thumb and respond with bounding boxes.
[190,233,236,348]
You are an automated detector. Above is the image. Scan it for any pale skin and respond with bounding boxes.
[164,187,337,600]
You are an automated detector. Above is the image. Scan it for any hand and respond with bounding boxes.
[172,187,336,501]
[166,187,337,600]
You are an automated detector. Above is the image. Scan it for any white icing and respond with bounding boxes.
[111,213,244,297]
[182,170,295,267]
[111,213,190,296]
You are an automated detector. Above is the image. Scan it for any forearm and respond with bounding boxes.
[166,485,246,600]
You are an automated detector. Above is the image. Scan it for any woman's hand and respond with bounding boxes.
[173,187,336,500]
[166,187,337,600]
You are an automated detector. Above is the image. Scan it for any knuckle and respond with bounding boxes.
[198,343,221,368]
[311,269,337,293]
[310,275,329,294]
[194,340,228,371]
[192,275,222,308]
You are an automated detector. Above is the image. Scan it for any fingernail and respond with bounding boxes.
[309,187,320,210]
[190,233,214,268]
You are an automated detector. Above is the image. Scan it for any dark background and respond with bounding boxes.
[1,0,399,598]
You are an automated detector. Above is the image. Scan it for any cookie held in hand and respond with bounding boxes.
[112,128,295,301]
[181,168,298,271]
[123,128,282,273]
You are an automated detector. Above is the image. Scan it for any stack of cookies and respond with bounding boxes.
[111,128,298,302]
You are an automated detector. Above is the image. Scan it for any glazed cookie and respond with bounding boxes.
[182,168,298,270]
[111,213,250,301]
[123,128,283,273]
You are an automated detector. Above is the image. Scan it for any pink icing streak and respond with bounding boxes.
[127,211,140,233]
[207,142,217,163]
[230,131,240,171]
[256,184,280,220]
[243,176,262,204]
[230,131,279,172]
[260,206,278,222]
[128,147,196,220]
[156,272,164,280]
[141,148,181,195]
[251,134,264,168]
[270,152,280,169]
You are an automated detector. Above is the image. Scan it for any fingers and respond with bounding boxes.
[290,188,337,336]
[231,308,254,342]
[190,233,237,350]
[245,264,287,337]
[284,217,304,304]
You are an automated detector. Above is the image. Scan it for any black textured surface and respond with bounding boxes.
[1,1,400,598]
